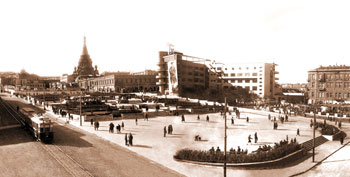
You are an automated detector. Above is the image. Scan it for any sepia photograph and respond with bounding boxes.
[1,0,350,177]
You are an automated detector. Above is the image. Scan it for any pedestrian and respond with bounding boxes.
[109,122,114,133]
[164,126,167,137]
[128,133,133,146]
[125,133,128,146]
[181,114,185,122]
[145,113,148,121]
[96,121,99,130]
[135,118,138,125]
[206,115,209,122]
[285,114,288,122]
[231,118,234,125]
[340,134,344,145]
[91,118,94,126]
[117,124,120,133]
[268,114,271,120]
[310,119,313,128]
[297,128,300,136]
[168,125,171,135]
[197,115,200,120]
[286,135,289,142]
[94,121,97,131]
[254,132,258,143]
[246,117,249,122]
[338,121,342,128]
[248,134,252,144]
[122,121,124,130]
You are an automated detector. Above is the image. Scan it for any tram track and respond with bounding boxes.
[0,97,94,177]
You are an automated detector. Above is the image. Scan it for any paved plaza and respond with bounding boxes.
[48,107,350,177]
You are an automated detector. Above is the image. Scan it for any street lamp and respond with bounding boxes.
[80,90,82,126]
[224,97,227,177]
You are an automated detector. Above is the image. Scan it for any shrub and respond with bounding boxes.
[174,140,302,163]
[317,122,340,135]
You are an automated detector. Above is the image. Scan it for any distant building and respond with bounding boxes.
[281,83,308,92]
[78,71,157,93]
[72,36,99,81]
[308,65,350,104]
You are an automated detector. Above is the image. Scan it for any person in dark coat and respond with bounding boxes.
[135,118,138,125]
[248,134,252,144]
[109,122,114,133]
[91,118,94,126]
[96,121,99,131]
[254,132,258,143]
[164,126,167,137]
[297,128,300,136]
[94,121,97,131]
[246,117,249,122]
[125,133,128,146]
[181,114,185,122]
[145,113,148,121]
[231,118,234,125]
[121,121,124,130]
[197,115,200,120]
[128,133,133,146]
[340,134,344,145]
[206,115,209,122]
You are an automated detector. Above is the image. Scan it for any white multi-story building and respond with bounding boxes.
[212,62,279,99]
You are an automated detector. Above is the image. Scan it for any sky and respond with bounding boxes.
[0,0,350,83]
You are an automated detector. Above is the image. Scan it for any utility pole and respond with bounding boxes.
[224,97,227,177]
[312,113,316,162]
[80,91,82,126]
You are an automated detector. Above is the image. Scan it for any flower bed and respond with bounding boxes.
[317,122,340,135]
[174,140,302,163]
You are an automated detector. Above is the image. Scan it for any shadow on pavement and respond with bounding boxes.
[52,124,93,148]
[132,144,152,148]
[0,127,33,146]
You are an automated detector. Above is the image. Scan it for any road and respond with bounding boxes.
[0,95,184,177]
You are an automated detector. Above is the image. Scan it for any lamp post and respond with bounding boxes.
[224,97,227,177]
[312,113,316,162]
[80,90,82,126]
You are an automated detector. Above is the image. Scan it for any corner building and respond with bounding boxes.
[308,65,350,104]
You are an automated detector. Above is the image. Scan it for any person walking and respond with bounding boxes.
[125,133,128,146]
[340,134,344,145]
[297,128,300,136]
[90,118,94,126]
[145,113,148,121]
[231,118,234,125]
[254,132,258,143]
[128,133,133,146]
[206,115,209,122]
[248,134,252,144]
[109,122,114,133]
[181,114,185,122]
[94,121,97,131]
[246,117,249,123]
[135,118,138,125]
[164,126,167,137]
[197,115,200,120]
[121,121,124,130]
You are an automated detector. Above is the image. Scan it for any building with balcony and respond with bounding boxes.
[308,65,350,104]
[157,50,279,100]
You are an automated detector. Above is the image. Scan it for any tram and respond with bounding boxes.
[20,107,54,143]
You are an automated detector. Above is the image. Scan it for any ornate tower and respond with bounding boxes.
[75,36,97,77]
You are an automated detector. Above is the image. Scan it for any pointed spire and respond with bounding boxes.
[82,35,89,55]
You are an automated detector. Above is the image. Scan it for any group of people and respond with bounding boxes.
[196,115,210,122]
[109,122,123,133]
[248,132,258,144]
[125,133,133,146]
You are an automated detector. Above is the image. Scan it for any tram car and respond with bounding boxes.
[20,107,54,143]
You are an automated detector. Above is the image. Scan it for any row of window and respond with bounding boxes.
[90,78,155,85]
[309,73,350,81]
[313,92,350,99]
[311,82,350,88]
[217,66,263,71]
[223,73,259,77]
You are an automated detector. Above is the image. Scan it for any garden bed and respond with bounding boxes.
[174,139,304,167]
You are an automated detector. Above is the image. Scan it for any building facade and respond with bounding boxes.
[157,51,279,99]
[79,72,157,93]
[216,63,279,99]
[308,65,350,104]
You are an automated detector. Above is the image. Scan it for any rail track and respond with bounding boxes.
[0,97,94,177]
